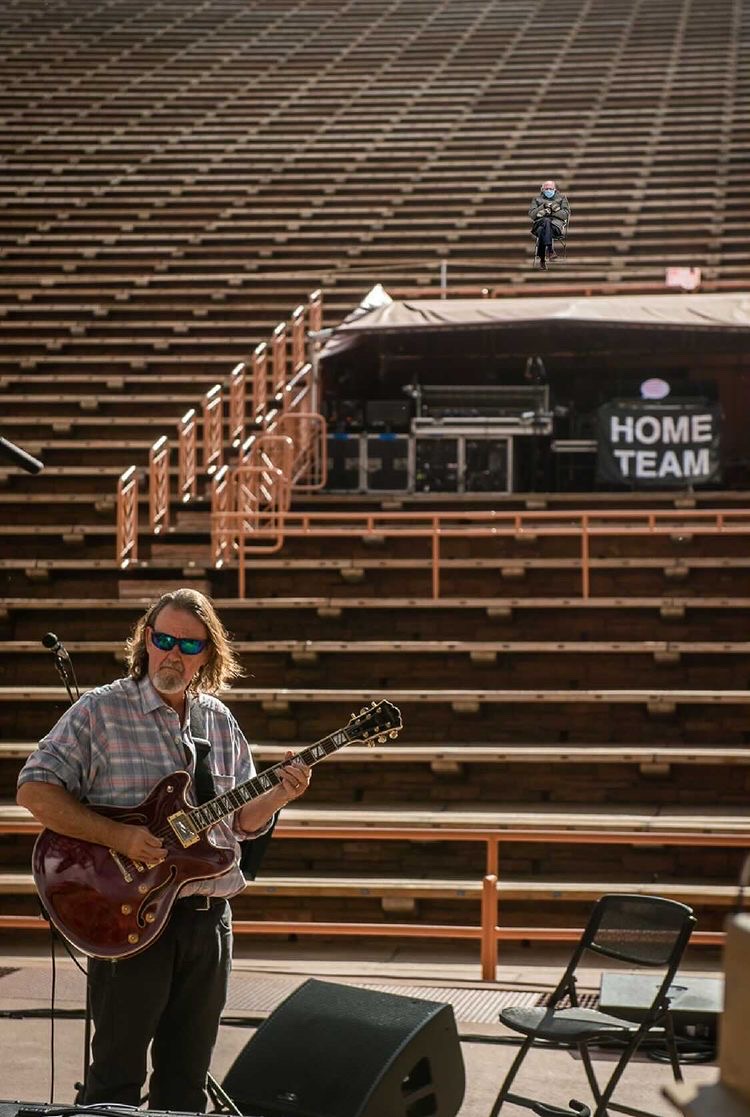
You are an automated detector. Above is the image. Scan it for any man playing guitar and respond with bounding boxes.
[17,587,312,1111]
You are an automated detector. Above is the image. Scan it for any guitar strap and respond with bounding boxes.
[187,700,216,805]
[188,698,277,880]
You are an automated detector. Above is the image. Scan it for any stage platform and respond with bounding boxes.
[0,939,722,1117]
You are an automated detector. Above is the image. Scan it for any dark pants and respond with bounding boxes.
[82,898,232,1112]
[533,217,562,260]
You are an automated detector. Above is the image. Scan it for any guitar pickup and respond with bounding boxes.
[168,810,200,848]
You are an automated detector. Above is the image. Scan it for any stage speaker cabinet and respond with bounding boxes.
[414,437,459,493]
[326,434,363,491]
[221,978,465,1117]
[365,434,409,491]
[464,437,510,493]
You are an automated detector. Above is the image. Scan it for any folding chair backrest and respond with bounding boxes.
[585,894,696,969]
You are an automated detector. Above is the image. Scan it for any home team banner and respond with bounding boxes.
[596,400,721,487]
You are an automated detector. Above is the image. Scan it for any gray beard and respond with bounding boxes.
[152,667,185,694]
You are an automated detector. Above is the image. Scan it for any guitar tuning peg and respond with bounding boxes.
[377,735,386,743]
[360,707,367,714]
[362,731,369,739]
[389,730,399,739]
[370,700,377,707]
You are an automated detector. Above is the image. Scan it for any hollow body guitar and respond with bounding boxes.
[32,700,402,960]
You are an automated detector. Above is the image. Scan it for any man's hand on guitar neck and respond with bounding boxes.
[237,752,312,833]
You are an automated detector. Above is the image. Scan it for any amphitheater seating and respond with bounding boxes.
[1,0,749,956]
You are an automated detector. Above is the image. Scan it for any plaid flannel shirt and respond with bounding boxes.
[18,674,264,898]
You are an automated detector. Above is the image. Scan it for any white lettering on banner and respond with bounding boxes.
[613,450,636,474]
[610,416,634,442]
[634,417,661,445]
[610,412,714,445]
[683,448,710,475]
[661,416,690,443]
[637,450,657,476]
[613,447,710,479]
[659,450,682,478]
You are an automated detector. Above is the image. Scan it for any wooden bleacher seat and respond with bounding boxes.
[0,869,740,911]
[3,741,750,769]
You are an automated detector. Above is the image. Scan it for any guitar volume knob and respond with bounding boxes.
[121,904,132,915]
[128,933,139,944]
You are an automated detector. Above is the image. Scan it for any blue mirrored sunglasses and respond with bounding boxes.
[150,629,208,655]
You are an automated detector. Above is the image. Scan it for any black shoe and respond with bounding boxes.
[539,258,547,270]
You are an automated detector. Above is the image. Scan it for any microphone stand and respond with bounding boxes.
[41,635,89,1104]
[0,433,44,474]
[48,649,80,705]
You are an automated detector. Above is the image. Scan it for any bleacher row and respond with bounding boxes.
[0,0,748,396]
[1,0,749,961]
[1,571,750,948]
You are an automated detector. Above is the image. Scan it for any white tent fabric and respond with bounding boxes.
[326,292,750,337]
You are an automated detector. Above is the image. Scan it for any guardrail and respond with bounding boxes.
[0,819,737,978]
[213,506,750,599]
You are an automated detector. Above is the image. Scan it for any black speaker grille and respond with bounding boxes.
[222,978,465,1117]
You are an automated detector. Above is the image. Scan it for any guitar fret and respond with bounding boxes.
[186,702,401,835]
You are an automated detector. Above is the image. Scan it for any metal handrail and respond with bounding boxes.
[0,818,737,977]
[224,507,750,599]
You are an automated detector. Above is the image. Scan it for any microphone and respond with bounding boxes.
[42,632,69,659]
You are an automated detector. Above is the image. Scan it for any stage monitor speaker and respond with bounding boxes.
[222,978,465,1117]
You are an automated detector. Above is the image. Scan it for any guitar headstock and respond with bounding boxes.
[347,700,403,746]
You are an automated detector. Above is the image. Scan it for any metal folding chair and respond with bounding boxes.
[488,893,696,1117]
[530,205,570,268]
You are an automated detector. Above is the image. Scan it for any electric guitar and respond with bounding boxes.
[32,699,403,960]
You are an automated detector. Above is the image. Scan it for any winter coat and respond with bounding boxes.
[528,190,570,234]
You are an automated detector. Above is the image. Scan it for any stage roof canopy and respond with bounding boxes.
[325,292,750,341]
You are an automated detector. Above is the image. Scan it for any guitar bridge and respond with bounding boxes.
[168,810,200,848]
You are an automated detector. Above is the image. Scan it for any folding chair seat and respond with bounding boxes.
[489,893,696,1117]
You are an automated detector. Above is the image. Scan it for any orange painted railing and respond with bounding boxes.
[290,304,306,371]
[228,361,248,448]
[116,466,138,568]
[211,465,235,568]
[0,820,734,978]
[114,292,321,557]
[220,507,750,599]
[178,408,198,503]
[308,288,323,333]
[251,341,268,418]
[202,384,224,476]
[148,436,170,535]
[276,411,327,491]
[271,322,287,398]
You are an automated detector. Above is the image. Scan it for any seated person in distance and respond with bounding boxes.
[528,179,570,269]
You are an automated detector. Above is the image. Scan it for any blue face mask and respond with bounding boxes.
[542,188,555,198]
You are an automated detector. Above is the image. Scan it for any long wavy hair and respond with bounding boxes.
[126,587,243,694]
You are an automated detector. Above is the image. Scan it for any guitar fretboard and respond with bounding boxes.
[188,726,354,833]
